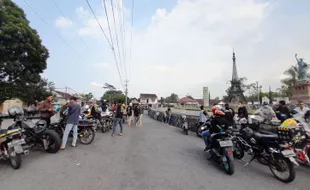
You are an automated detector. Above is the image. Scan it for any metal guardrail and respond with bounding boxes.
[148,110,199,132]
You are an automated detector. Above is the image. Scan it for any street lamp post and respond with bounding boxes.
[256,81,262,105]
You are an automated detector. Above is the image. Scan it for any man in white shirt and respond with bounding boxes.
[294,101,310,118]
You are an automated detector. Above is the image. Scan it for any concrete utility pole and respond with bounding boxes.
[125,80,129,105]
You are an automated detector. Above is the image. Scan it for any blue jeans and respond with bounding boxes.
[61,123,78,147]
[202,130,210,147]
[112,118,123,134]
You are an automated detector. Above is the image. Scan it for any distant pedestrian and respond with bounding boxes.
[60,97,81,150]
[38,96,55,127]
[127,103,134,127]
[138,103,144,126]
[134,105,140,126]
[166,108,172,124]
[112,102,123,136]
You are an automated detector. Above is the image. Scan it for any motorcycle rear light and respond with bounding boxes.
[227,151,232,155]
[12,134,21,140]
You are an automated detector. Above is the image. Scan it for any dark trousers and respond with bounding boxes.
[41,118,51,127]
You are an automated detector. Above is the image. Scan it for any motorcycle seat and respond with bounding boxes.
[254,132,278,140]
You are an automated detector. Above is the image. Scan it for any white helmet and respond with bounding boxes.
[84,105,90,109]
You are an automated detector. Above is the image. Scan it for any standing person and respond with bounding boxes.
[224,103,235,126]
[122,104,127,124]
[237,101,248,119]
[60,97,81,150]
[112,102,123,136]
[166,108,172,124]
[127,103,134,127]
[276,100,290,122]
[134,104,140,126]
[38,96,54,127]
[138,103,144,126]
[199,106,207,126]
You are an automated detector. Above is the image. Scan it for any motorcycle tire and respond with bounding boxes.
[9,153,22,169]
[79,128,95,145]
[223,155,235,175]
[233,141,244,159]
[257,156,269,166]
[268,155,295,183]
[43,130,61,154]
[101,123,107,133]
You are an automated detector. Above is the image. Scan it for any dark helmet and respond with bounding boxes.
[7,106,23,118]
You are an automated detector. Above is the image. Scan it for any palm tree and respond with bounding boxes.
[279,64,310,97]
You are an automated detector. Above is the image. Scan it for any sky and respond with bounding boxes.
[11,0,310,100]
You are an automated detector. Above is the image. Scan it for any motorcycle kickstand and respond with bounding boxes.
[244,156,256,167]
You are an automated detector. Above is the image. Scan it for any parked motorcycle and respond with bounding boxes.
[50,117,95,145]
[0,114,28,169]
[233,125,298,183]
[6,110,61,154]
[206,125,235,175]
[180,115,189,135]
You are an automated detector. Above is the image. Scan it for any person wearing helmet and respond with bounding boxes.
[202,105,230,151]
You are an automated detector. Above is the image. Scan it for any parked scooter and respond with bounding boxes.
[180,114,189,135]
[0,114,28,169]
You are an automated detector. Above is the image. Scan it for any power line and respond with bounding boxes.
[128,0,135,80]
[50,0,90,51]
[121,0,127,80]
[109,0,125,80]
[85,0,124,89]
[117,0,127,80]
[23,0,83,58]
[102,0,124,81]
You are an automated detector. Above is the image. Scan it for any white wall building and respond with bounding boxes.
[203,87,210,107]
[140,94,158,108]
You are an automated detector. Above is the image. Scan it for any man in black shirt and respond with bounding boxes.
[276,100,290,122]
[224,103,235,126]
[237,101,248,119]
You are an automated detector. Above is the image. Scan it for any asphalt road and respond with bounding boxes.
[0,115,308,190]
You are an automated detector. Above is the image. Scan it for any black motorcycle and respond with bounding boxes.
[206,125,235,175]
[50,117,95,145]
[196,118,212,138]
[233,126,298,183]
[8,116,61,154]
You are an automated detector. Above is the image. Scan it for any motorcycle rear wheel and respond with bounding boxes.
[43,130,61,153]
[9,153,22,169]
[79,128,95,145]
[233,141,244,159]
[223,155,235,175]
[269,156,295,183]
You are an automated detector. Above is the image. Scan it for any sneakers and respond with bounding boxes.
[72,144,76,147]
[118,133,123,136]
[204,145,211,152]
[60,146,65,150]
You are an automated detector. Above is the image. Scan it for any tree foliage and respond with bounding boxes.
[101,89,126,103]
[278,64,310,97]
[0,0,49,103]
[78,92,94,101]
[165,93,179,103]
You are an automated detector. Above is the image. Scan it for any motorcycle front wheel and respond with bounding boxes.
[233,141,244,159]
[8,150,21,169]
[269,155,295,183]
[196,126,203,138]
[79,128,95,145]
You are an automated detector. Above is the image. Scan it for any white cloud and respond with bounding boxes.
[76,0,310,98]
[55,16,73,28]
[90,82,103,87]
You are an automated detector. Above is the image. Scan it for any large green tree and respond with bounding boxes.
[101,90,126,103]
[0,0,49,104]
[165,93,179,103]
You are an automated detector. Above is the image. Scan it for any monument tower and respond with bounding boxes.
[227,50,246,103]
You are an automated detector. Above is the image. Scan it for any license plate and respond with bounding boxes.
[219,140,233,147]
[281,150,296,157]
